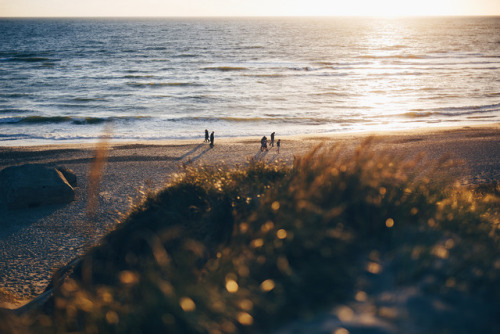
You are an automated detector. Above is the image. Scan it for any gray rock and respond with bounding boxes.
[0,164,75,210]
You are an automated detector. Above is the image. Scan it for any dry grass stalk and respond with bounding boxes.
[86,125,112,218]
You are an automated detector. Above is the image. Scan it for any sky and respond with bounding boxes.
[1,0,500,17]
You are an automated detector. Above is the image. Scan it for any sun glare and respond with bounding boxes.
[303,0,456,17]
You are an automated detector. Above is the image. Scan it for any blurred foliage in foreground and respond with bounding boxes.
[4,141,500,333]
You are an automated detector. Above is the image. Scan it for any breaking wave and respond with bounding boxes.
[202,66,249,72]
[126,82,202,87]
[0,115,152,125]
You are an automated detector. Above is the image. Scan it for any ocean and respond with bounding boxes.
[0,17,499,146]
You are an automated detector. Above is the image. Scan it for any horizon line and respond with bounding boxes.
[2,14,500,19]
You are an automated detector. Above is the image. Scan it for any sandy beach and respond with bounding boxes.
[0,124,499,308]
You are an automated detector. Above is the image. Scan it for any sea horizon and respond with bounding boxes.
[2,15,500,18]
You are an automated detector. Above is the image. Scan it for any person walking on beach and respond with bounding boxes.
[270,132,275,147]
[277,139,280,153]
[205,129,209,143]
[261,136,268,151]
[210,131,214,148]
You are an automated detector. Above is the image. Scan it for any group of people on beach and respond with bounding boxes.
[204,129,280,153]
[204,129,215,148]
[260,132,280,153]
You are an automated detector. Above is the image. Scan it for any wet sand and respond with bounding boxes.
[0,124,499,308]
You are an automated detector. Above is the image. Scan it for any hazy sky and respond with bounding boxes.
[1,0,500,17]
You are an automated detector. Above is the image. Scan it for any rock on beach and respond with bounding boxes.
[0,164,76,210]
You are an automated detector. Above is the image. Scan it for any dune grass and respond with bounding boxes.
[4,141,500,333]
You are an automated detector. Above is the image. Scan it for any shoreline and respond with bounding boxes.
[2,123,499,184]
[0,123,499,308]
[1,122,498,150]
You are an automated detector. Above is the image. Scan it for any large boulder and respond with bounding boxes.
[0,164,75,210]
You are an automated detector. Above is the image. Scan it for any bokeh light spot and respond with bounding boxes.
[237,312,254,326]
[276,229,287,239]
[367,262,383,274]
[179,297,196,312]
[260,279,275,292]
[226,279,239,293]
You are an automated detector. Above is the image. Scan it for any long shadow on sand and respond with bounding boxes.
[0,148,88,169]
[184,146,212,165]
[268,153,280,163]
[31,155,180,166]
[175,143,205,161]
[254,149,270,160]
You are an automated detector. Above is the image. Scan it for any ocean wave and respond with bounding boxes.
[434,103,500,113]
[166,116,259,123]
[311,91,348,97]
[14,116,73,124]
[242,73,286,78]
[0,108,34,114]
[289,66,318,71]
[144,46,167,51]
[381,45,408,51]
[121,49,139,53]
[71,117,111,125]
[202,66,249,71]
[0,93,30,98]
[419,94,463,100]
[396,111,435,118]
[177,95,218,101]
[125,69,150,74]
[166,115,338,125]
[126,82,201,87]
[0,56,51,62]
[0,133,32,141]
[367,71,423,77]
[123,74,154,79]
[0,132,100,142]
[397,103,500,118]
[315,61,336,66]
[315,61,370,67]
[0,53,59,63]
[358,54,425,60]
[0,115,151,125]
[71,97,109,102]
[467,115,497,120]
[173,54,199,58]
[238,45,264,49]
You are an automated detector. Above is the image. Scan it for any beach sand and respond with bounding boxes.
[0,124,499,308]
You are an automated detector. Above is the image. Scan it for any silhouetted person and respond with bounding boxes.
[270,132,275,147]
[210,131,214,148]
[261,136,268,151]
[277,139,280,153]
[205,129,209,142]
